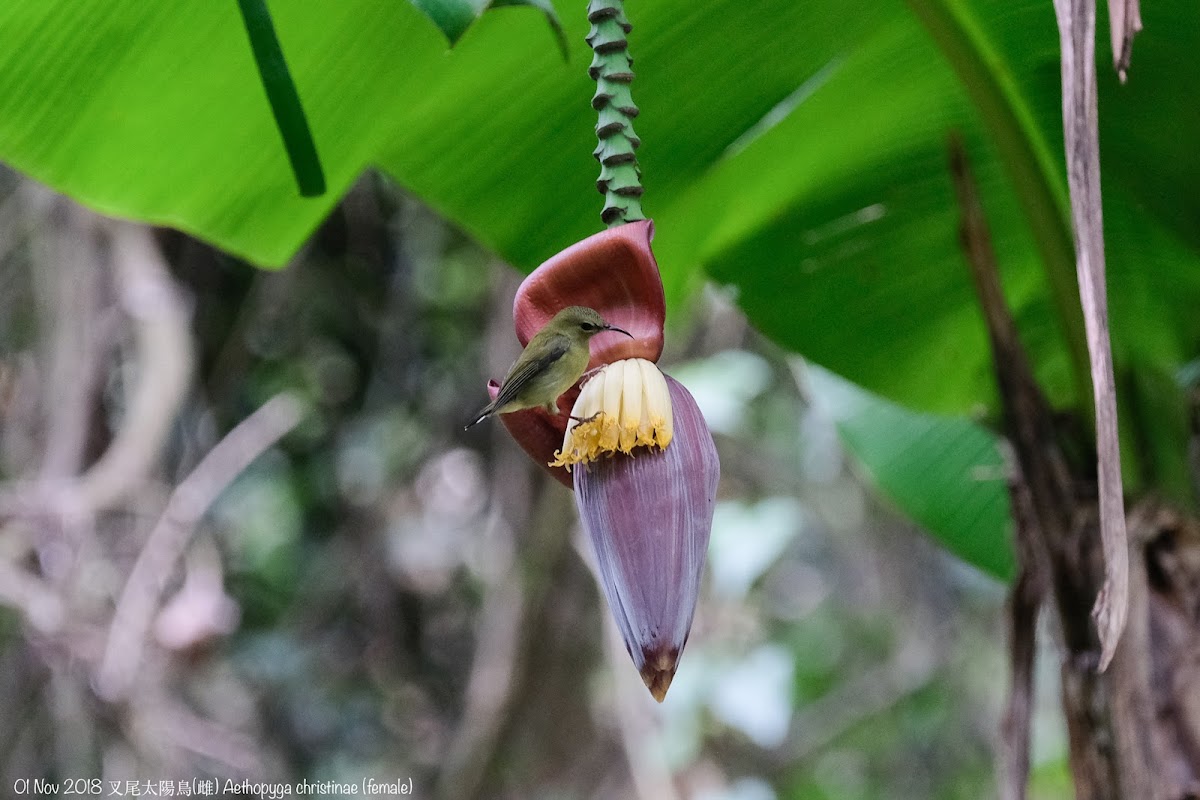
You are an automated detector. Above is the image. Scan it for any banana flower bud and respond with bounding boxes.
[485,221,719,701]
[574,374,717,700]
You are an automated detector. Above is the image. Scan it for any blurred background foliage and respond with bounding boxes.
[0,170,1067,798]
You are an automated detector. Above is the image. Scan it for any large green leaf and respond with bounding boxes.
[1,0,1193,408]
[804,364,1015,580]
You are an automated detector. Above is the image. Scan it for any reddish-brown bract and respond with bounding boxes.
[513,220,664,367]
[492,220,666,486]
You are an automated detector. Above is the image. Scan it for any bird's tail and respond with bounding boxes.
[464,404,493,430]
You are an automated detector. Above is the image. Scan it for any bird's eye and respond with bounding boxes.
[580,322,598,332]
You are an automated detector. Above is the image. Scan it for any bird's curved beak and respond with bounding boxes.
[604,324,634,338]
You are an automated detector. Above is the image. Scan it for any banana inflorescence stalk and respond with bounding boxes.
[587,0,645,227]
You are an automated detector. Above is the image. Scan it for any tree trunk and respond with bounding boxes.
[949,136,1200,800]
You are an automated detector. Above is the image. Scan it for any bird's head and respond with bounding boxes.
[549,306,634,341]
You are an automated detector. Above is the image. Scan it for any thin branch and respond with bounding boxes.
[1053,0,1128,671]
[435,516,526,800]
[948,137,1051,800]
[947,134,1077,563]
[998,463,1046,800]
[32,198,105,482]
[95,392,303,701]
[77,221,194,513]
[1106,0,1142,81]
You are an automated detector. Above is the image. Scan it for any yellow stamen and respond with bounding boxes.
[551,358,674,470]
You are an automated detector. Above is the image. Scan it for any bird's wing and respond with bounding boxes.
[492,334,572,411]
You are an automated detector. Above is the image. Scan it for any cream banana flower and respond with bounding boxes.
[552,358,673,468]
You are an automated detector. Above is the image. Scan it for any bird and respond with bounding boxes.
[465,306,632,429]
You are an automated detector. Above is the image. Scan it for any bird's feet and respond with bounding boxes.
[579,366,604,385]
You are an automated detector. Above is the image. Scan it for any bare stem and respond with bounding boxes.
[95,392,303,701]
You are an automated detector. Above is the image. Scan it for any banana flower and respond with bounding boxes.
[485,221,719,701]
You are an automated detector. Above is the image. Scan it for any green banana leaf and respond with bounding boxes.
[804,364,1014,580]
